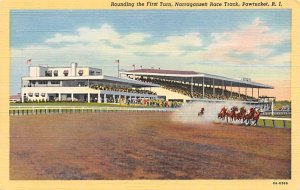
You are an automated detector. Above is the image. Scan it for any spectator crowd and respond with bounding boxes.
[138,77,256,101]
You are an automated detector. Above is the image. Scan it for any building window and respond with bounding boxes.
[51,81,60,85]
[78,82,85,87]
[53,70,58,76]
[38,81,47,85]
[41,93,46,97]
[90,71,95,76]
[45,70,52,77]
[29,93,33,97]
[78,70,83,76]
[35,93,39,97]
[63,70,69,76]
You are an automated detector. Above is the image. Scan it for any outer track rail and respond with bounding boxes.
[9,106,177,116]
[259,116,291,128]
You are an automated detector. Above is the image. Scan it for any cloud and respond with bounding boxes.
[202,17,289,63]
[12,19,289,79]
[46,24,121,43]
[45,24,202,55]
[265,52,290,65]
[46,24,154,48]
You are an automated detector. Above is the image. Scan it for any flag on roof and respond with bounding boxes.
[26,59,32,64]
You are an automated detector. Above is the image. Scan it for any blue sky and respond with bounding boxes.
[10,10,291,99]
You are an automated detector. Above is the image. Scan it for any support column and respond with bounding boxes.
[258,88,260,99]
[87,93,90,103]
[191,77,193,98]
[113,95,116,103]
[271,99,274,116]
[245,88,247,97]
[71,93,74,102]
[238,86,240,98]
[213,79,215,97]
[252,88,253,98]
[230,82,233,98]
[98,93,101,103]
[222,81,224,95]
[104,94,107,103]
[202,77,205,99]
[58,93,61,101]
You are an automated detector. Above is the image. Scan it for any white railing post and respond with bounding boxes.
[272,120,276,128]
[263,119,266,127]
[283,120,287,128]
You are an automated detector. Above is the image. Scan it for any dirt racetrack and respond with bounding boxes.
[10,112,291,179]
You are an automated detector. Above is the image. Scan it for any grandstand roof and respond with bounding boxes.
[121,69,273,89]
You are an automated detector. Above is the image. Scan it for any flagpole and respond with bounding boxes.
[118,60,120,78]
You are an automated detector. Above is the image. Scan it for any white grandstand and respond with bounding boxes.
[121,68,274,104]
[21,63,159,103]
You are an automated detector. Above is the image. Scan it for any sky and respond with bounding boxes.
[10,10,291,100]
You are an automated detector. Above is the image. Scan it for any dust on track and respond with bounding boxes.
[10,112,291,179]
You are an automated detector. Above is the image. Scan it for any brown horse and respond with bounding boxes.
[243,108,255,126]
[228,106,239,122]
[236,107,247,121]
[218,107,227,120]
[252,108,262,126]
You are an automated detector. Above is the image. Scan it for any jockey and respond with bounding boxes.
[198,107,205,116]
[221,106,227,113]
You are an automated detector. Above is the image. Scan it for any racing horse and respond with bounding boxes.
[218,106,227,120]
[252,108,262,126]
[198,107,205,116]
[236,107,247,122]
[243,108,255,126]
[227,106,239,122]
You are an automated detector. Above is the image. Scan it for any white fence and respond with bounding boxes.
[262,110,291,116]
[9,106,176,116]
[259,116,291,128]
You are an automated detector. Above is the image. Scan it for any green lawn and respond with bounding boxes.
[274,100,291,110]
[258,119,291,128]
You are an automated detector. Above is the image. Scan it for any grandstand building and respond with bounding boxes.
[21,63,159,103]
[121,69,274,103]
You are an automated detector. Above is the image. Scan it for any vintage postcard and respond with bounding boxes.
[0,0,299,189]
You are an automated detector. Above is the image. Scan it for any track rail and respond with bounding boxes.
[9,106,177,116]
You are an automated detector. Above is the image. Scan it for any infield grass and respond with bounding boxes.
[258,119,291,128]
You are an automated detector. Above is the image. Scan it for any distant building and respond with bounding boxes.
[21,63,159,103]
[10,93,21,103]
